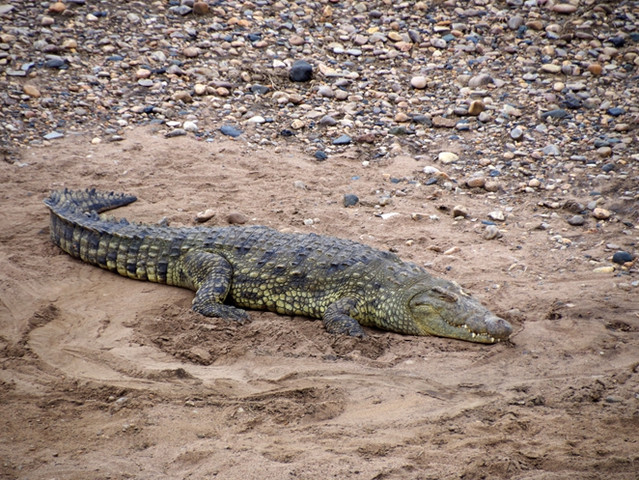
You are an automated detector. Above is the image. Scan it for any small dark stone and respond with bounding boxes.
[247,33,262,42]
[332,134,352,145]
[220,125,242,138]
[343,194,359,207]
[279,129,294,137]
[425,178,438,185]
[314,150,328,161]
[165,128,187,138]
[607,107,625,117]
[567,215,585,226]
[602,163,615,172]
[250,84,269,95]
[411,115,432,126]
[612,251,634,264]
[44,57,67,69]
[541,109,569,119]
[289,60,313,82]
[609,36,625,48]
[562,94,582,110]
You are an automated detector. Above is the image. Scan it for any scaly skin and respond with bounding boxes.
[44,189,512,343]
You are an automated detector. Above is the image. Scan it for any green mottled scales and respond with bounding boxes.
[45,189,512,343]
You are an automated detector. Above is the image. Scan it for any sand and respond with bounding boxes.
[1,127,637,479]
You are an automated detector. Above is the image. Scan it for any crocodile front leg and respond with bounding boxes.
[178,250,250,322]
[322,297,366,338]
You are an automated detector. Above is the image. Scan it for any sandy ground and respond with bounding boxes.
[1,127,638,479]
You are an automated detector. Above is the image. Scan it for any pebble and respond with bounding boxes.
[552,4,578,14]
[183,121,198,132]
[23,84,41,98]
[165,129,186,138]
[318,86,334,98]
[43,131,64,140]
[488,211,505,222]
[438,152,458,164]
[592,208,612,220]
[333,134,351,146]
[410,76,427,89]
[227,213,248,225]
[466,176,486,188]
[567,215,585,226]
[468,74,493,88]
[483,225,502,240]
[510,127,523,140]
[289,60,313,82]
[468,100,484,116]
[542,145,561,156]
[452,205,468,218]
[195,209,215,223]
[343,194,359,207]
[612,251,634,264]
[220,125,242,138]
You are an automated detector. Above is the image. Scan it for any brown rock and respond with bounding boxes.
[182,46,200,58]
[588,63,603,75]
[468,100,485,116]
[193,2,209,15]
[355,134,376,144]
[173,91,193,103]
[227,212,248,224]
[592,208,612,220]
[432,116,457,128]
[466,176,486,188]
[552,4,577,14]
[48,2,66,14]
[23,84,41,98]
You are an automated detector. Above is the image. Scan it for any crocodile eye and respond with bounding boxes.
[431,286,458,303]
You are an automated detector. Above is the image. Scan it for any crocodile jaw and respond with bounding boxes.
[407,279,512,344]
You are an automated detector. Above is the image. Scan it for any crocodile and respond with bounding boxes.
[44,188,512,343]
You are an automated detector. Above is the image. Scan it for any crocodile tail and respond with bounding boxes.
[44,188,177,285]
[44,188,137,215]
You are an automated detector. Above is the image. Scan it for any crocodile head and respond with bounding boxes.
[406,277,512,344]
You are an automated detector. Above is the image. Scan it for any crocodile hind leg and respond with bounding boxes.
[178,250,250,322]
[322,297,366,338]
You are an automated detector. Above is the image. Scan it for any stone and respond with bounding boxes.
[510,127,523,140]
[452,205,468,218]
[193,2,209,15]
[343,194,359,207]
[542,144,560,156]
[48,2,66,14]
[483,225,502,240]
[438,152,458,164]
[220,125,242,138]
[612,251,634,264]
[541,64,562,73]
[173,91,193,103]
[567,215,585,226]
[587,63,603,75]
[183,46,200,58]
[227,212,247,224]
[332,134,352,145]
[43,131,64,140]
[289,60,313,82]
[552,4,578,14]
[411,76,427,89]
[592,208,611,220]
[23,84,41,98]
[195,209,215,223]
[466,176,486,188]
[468,74,493,88]
[468,100,485,116]
[318,85,334,98]
[488,211,505,222]
[183,121,198,132]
